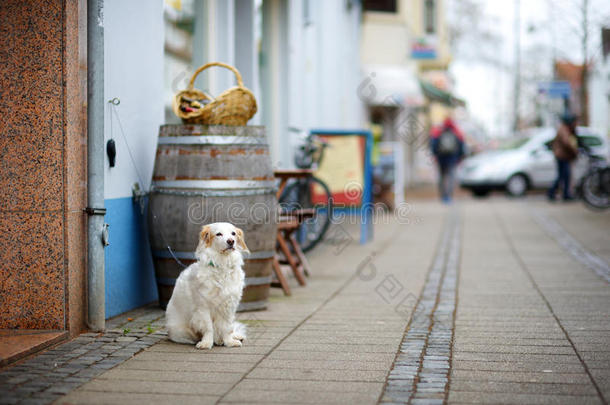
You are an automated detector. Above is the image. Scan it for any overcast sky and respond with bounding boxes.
[449,0,610,137]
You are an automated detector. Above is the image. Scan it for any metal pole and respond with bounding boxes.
[512,0,521,132]
[87,0,106,331]
[580,0,589,124]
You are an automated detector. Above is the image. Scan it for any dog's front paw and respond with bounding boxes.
[195,337,213,350]
[224,338,242,347]
[232,332,245,341]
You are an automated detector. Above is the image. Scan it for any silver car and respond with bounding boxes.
[458,127,609,197]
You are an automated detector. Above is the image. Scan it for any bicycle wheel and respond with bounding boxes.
[279,176,333,252]
[581,167,610,210]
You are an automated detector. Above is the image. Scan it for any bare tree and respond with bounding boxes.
[551,0,610,125]
[447,0,506,70]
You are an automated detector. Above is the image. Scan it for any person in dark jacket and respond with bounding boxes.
[430,117,465,203]
[547,114,579,201]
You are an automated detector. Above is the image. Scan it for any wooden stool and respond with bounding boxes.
[271,212,315,295]
[280,209,314,277]
[272,169,315,296]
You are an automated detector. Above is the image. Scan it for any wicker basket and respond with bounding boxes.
[173,62,257,126]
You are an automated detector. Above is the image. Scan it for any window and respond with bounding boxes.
[578,135,602,148]
[303,0,313,26]
[363,0,397,13]
[424,0,436,34]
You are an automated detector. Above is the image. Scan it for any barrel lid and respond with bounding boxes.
[160,124,265,138]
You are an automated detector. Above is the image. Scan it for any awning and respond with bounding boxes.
[419,80,466,107]
[360,65,425,107]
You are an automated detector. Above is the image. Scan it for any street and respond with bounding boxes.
[1,198,609,404]
[3,1,610,404]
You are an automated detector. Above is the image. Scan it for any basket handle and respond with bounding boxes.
[188,62,244,90]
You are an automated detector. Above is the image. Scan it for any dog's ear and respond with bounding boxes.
[235,228,249,253]
[200,225,213,248]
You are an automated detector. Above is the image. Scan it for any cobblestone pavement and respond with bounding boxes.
[0,199,608,405]
[382,211,460,403]
[0,331,165,405]
[0,305,167,404]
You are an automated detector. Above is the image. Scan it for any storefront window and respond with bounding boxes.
[363,0,397,13]
[424,0,436,34]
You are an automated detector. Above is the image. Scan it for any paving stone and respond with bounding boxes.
[81,379,233,395]
[114,336,137,343]
[269,350,397,362]
[146,343,273,355]
[247,367,388,382]
[18,381,53,391]
[72,337,97,344]
[0,395,20,404]
[79,333,102,338]
[453,351,582,363]
[57,391,219,405]
[63,376,91,384]
[107,350,138,358]
[449,380,599,396]
[53,343,84,352]
[257,359,391,371]
[69,356,104,365]
[233,378,385,394]
[43,382,83,395]
[116,359,254,373]
[90,359,125,370]
[97,368,244,384]
[73,368,105,378]
[5,375,30,385]
[13,385,44,395]
[19,397,58,405]
[454,343,576,355]
[452,359,586,373]
[448,391,600,405]
[221,388,380,404]
[274,343,398,353]
[410,398,444,405]
[581,351,610,361]
[134,351,261,363]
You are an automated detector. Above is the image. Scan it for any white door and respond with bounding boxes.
[528,146,556,188]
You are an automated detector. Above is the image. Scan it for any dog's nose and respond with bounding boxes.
[227,239,235,246]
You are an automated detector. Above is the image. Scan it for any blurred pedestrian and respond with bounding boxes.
[547,113,579,202]
[430,116,465,203]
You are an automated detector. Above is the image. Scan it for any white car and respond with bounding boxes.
[459,127,609,197]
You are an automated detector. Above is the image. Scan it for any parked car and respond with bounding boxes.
[458,127,609,197]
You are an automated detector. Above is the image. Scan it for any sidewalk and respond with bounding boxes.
[0,199,608,404]
[58,203,440,405]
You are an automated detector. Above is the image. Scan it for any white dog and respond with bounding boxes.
[166,222,248,349]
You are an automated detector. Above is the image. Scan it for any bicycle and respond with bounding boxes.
[577,148,610,210]
[279,127,333,252]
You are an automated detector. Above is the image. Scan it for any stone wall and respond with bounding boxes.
[0,0,88,336]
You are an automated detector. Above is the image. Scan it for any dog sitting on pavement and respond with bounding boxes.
[165,222,248,349]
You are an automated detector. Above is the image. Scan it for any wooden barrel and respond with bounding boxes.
[148,124,277,311]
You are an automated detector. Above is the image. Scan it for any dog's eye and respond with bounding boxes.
[216,232,222,237]
[231,232,236,236]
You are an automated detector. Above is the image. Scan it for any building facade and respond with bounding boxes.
[1,0,367,355]
[360,0,458,187]
[588,28,610,140]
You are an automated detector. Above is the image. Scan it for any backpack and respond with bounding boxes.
[437,129,459,156]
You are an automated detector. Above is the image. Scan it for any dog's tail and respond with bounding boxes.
[233,321,247,340]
